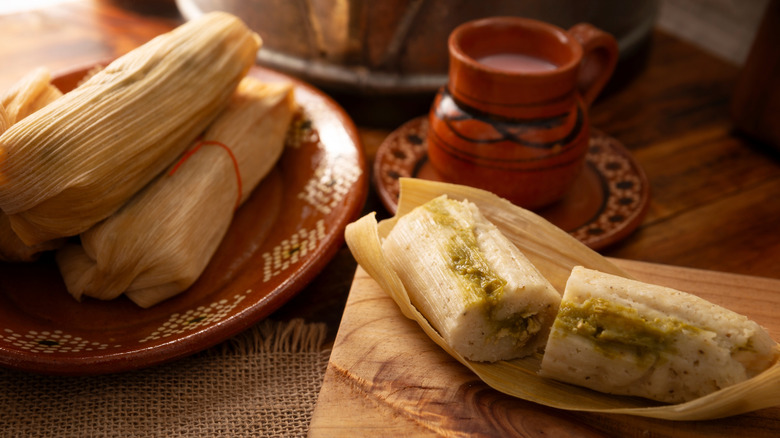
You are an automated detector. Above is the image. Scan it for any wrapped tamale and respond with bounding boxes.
[56,77,295,307]
[0,104,10,133]
[0,67,62,125]
[0,12,260,245]
[0,74,65,261]
[381,195,561,362]
[540,266,779,403]
[0,213,63,261]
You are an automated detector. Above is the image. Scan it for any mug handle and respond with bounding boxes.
[568,23,619,106]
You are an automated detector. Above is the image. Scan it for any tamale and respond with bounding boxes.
[25,84,62,119]
[0,105,9,133]
[0,213,63,261]
[540,266,779,403]
[381,195,561,362]
[57,77,295,307]
[0,12,260,245]
[0,75,65,261]
[346,178,780,419]
[0,67,62,125]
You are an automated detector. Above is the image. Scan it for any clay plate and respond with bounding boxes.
[374,116,649,250]
[0,63,367,375]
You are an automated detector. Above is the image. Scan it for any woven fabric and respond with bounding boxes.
[1,319,330,438]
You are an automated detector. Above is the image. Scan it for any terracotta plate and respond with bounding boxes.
[374,116,649,250]
[0,64,367,375]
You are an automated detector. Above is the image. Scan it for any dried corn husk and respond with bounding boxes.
[0,213,63,261]
[0,74,65,261]
[0,105,10,133]
[344,177,780,420]
[0,11,260,245]
[0,67,63,125]
[56,77,295,307]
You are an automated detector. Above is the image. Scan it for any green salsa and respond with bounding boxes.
[555,297,697,361]
[423,198,537,341]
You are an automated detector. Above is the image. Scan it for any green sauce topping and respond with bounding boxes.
[555,297,697,361]
[423,198,505,303]
[423,198,536,341]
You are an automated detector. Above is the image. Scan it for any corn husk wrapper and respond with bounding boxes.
[0,104,11,133]
[0,75,65,261]
[344,177,780,420]
[56,78,296,307]
[0,12,260,245]
[0,67,63,125]
[0,213,63,261]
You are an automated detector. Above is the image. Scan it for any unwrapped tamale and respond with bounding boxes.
[0,12,260,245]
[540,266,779,403]
[382,195,561,362]
[56,77,295,307]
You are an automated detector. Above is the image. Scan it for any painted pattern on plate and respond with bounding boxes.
[570,135,645,245]
[1,329,120,353]
[140,292,251,343]
[373,117,648,250]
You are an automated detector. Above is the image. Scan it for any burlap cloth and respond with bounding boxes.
[0,319,331,437]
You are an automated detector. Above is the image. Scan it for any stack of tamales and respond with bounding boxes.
[0,12,297,307]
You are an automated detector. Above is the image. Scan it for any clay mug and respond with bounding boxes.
[427,16,618,209]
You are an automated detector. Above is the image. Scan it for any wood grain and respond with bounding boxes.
[587,30,780,280]
[731,0,780,149]
[310,263,780,437]
[0,1,778,435]
[0,1,179,91]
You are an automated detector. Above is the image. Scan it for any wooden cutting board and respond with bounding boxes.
[309,259,780,437]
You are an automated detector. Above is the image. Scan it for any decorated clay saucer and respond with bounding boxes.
[373,116,649,250]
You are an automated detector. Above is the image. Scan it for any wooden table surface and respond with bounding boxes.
[1,0,778,350]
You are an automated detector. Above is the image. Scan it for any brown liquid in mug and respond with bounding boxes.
[476,53,557,73]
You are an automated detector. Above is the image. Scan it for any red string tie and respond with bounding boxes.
[169,140,242,210]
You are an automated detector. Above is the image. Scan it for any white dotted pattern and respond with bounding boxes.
[284,110,319,149]
[298,155,363,215]
[139,291,251,343]
[0,329,119,354]
[261,220,326,282]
